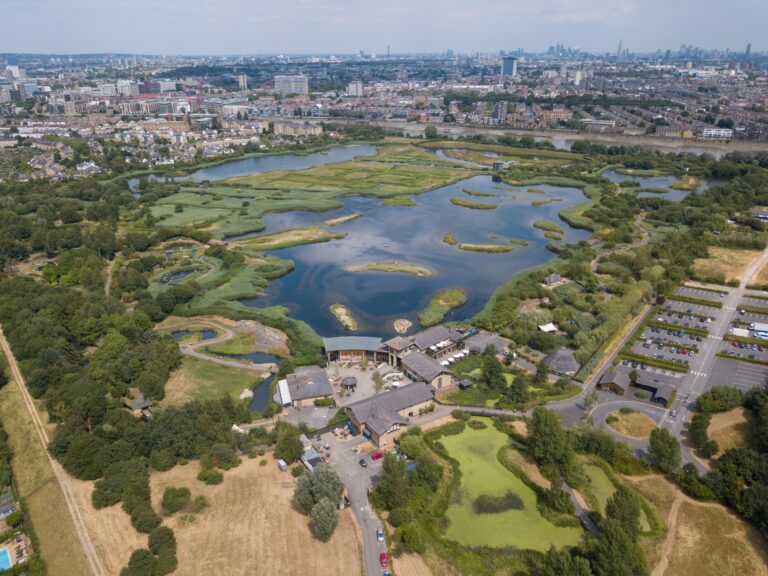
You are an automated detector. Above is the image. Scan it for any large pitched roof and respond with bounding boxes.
[401,351,450,383]
[323,336,383,353]
[287,366,333,400]
[383,335,413,351]
[412,325,460,351]
[544,347,580,374]
[600,369,630,391]
[346,383,434,436]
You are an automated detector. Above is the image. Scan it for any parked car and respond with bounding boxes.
[359,458,368,468]
[371,451,384,461]
[376,528,384,542]
[380,553,389,567]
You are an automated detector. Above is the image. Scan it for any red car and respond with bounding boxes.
[732,341,739,348]
[380,552,389,567]
[371,451,384,461]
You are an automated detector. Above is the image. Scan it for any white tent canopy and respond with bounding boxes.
[539,323,557,333]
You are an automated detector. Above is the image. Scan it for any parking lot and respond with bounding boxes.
[674,286,727,302]
[708,356,768,391]
[740,295,768,309]
[663,300,719,318]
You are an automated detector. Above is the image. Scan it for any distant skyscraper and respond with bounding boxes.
[617,39,622,57]
[746,42,752,59]
[238,74,248,90]
[501,56,517,77]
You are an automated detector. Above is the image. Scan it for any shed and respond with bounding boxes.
[539,323,557,333]
[277,378,292,407]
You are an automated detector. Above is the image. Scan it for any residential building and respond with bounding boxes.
[501,57,518,77]
[344,383,434,447]
[347,81,364,97]
[275,366,333,408]
[274,74,309,96]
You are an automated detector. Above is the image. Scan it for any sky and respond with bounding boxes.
[2,0,764,55]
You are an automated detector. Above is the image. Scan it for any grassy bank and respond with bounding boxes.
[344,261,432,277]
[235,226,346,251]
[458,243,516,253]
[419,288,468,328]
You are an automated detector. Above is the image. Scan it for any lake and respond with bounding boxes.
[602,169,720,201]
[128,144,377,192]
[241,174,590,336]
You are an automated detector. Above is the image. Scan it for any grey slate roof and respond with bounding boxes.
[600,369,631,392]
[323,336,383,353]
[544,347,581,374]
[383,335,413,352]
[465,332,508,355]
[401,351,450,383]
[287,366,333,401]
[412,325,460,351]
[346,382,434,436]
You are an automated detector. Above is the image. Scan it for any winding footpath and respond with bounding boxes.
[0,326,107,576]
[162,320,276,372]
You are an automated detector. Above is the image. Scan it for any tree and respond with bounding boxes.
[507,374,529,403]
[583,388,599,411]
[424,125,438,139]
[528,408,569,466]
[605,486,642,540]
[375,453,408,510]
[372,371,384,393]
[274,422,303,464]
[535,360,549,384]
[592,519,648,576]
[120,549,157,576]
[480,346,506,392]
[648,428,680,474]
[537,546,591,576]
[148,526,177,555]
[294,464,344,514]
[311,497,339,542]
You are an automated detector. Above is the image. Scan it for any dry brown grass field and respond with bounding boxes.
[607,410,657,439]
[149,458,363,576]
[708,407,756,454]
[0,356,92,576]
[68,478,146,575]
[692,247,762,282]
[625,475,768,576]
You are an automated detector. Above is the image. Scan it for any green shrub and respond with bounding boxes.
[313,398,334,407]
[291,465,305,478]
[161,487,191,515]
[149,449,176,472]
[148,526,176,555]
[619,407,635,414]
[395,523,425,553]
[209,443,240,470]
[130,505,161,534]
[189,496,208,513]
[4,510,22,528]
[197,467,223,485]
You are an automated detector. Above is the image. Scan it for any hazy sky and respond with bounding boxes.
[3,0,764,55]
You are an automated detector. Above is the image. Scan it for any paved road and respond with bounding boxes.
[325,434,386,576]
[0,326,107,576]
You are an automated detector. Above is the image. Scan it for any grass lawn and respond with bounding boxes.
[606,409,657,439]
[442,421,583,550]
[163,357,261,404]
[0,355,92,576]
[692,247,762,283]
[205,332,255,355]
[583,463,650,531]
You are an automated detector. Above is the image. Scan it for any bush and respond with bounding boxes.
[189,495,208,513]
[4,510,22,528]
[467,419,488,430]
[313,398,334,407]
[291,465,305,478]
[149,449,176,472]
[209,443,240,470]
[451,409,471,421]
[161,487,191,515]
[197,467,223,485]
[473,491,524,514]
[155,551,178,575]
[148,526,176,555]
[130,505,161,534]
[619,407,635,414]
[120,549,157,576]
[396,522,425,553]
[696,386,743,413]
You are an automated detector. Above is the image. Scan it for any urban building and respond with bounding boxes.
[274,74,309,96]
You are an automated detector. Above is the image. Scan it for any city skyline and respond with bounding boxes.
[2,0,765,56]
